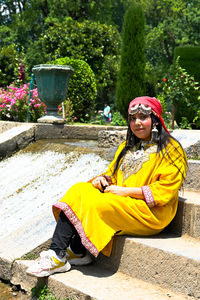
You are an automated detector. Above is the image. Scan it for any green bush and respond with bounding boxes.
[157,57,200,129]
[116,1,146,119]
[174,46,200,83]
[110,112,127,126]
[50,57,97,122]
[25,18,120,107]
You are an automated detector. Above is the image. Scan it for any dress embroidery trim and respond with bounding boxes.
[120,143,157,182]
[141,186,155,208]
[53,202,99,257]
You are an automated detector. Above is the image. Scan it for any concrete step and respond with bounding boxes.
[94,233,200,298]
[11,260,196,300]
[170,190,200,238]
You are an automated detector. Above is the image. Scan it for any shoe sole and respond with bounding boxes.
[69,255,92,266]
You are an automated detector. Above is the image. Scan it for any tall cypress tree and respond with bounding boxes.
[116,1,146,119]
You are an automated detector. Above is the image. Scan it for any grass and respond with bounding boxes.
[32,285,74,300]
[20,252,39,260]
[189,156,200,160]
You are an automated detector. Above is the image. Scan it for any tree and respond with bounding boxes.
[144,0,200,76]
[116,1,146,119]
[25,18,121,108]
[0,44,21,86]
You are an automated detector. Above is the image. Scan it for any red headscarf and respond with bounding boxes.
[128,96,169,133]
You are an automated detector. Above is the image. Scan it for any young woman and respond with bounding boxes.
[27,96,187,277]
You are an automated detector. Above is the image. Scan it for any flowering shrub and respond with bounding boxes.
[58,99,75,124]
[0,84,46,122]
[157,57,200,129]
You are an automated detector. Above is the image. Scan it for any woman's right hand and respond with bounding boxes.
[92,176,110,192]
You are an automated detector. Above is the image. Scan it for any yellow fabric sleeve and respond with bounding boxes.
[143,140,187,207]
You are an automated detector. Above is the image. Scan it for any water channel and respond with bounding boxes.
[0,139,115,241]
[0,139,116,298]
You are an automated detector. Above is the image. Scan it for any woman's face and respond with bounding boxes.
[129,112,152,141]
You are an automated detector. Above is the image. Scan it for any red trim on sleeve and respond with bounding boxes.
[141,186,156,208]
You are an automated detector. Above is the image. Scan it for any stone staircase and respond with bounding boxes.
[0,123,199,299]
[9,170,200,299]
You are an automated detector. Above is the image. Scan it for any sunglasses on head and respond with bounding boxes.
[129,104,152,115]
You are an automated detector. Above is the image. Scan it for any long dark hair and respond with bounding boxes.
[112,114,187,178]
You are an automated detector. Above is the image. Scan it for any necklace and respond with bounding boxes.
[120,142,158,182]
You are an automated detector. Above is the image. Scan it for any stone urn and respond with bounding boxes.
[32,64,74,124]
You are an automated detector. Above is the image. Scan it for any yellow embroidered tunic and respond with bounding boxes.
[53,139,187,257]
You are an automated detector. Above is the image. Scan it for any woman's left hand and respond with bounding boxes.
[104,185,144,199]
[104,185,128,196]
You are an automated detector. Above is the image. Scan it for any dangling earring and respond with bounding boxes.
[151,124,159,143]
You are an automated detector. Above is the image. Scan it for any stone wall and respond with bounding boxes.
[185,141,200,159]
[35,123,126,140]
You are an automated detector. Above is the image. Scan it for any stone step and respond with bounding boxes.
[94,233,200,299]
[11,260,196,300]
[170,190,200,238]
[0,190,199,283]
[184,160,200,191]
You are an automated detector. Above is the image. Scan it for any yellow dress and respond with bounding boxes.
[53,139,187,257]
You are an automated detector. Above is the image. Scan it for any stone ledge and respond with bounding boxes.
[11,260,194,299]
[169,190,200,238]
[0,125,35,160]
[184,160,200,191]
[35,123,126,140]
[98,130,126,148]
[95,234,200,299]
[0,121,34,134]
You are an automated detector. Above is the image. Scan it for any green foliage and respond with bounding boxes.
[31,285,73,300]
[0,45,19,87]
[116,1,146,119]
[179,117,192,129]
[110,112,127,126]
[25,18,120,107]
[1,0,199,115]
[0,42,28,87]
[174,46,200,83]
[156,94,173,129]
[157,57,200,128]
[144,0,200,81]
[50,57,97,122]
[145,61,157,96]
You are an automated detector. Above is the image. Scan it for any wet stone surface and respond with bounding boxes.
[0,281,29,300]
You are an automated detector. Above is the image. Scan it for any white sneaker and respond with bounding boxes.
[26,249,71,277]
[66,246,92,266]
